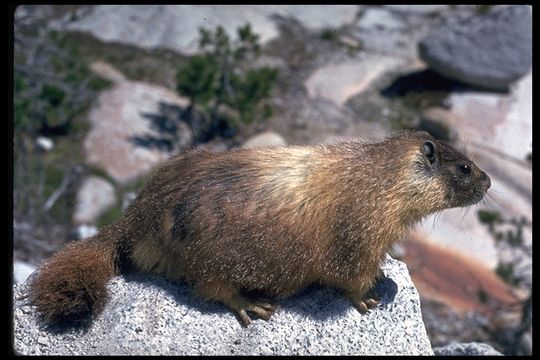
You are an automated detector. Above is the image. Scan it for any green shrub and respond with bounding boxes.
[40,84,66,108]
[226,67,279,125]
[477,209,502,225]
[495,262,515,285]
[176,54,218,109]
[320,28,338,41]
[176,24,278,140]
[14,29,111,135]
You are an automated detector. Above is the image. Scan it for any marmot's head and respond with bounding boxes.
[407,131,491,210]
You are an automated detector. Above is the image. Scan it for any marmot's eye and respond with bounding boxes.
[460,164,471,175]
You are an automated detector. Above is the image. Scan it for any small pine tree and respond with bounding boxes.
[175,54,218,114]
[226,67,278,126]
[176,24,278,140]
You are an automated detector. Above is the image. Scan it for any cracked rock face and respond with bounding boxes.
[419,5,532,90]
[14,256,433,355]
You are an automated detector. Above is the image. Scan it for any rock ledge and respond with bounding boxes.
[14,256,433,355]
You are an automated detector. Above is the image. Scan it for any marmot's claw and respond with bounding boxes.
[354,300,370,314]
[253,299,277,312]
[364,297,380,307]
[353,297,379,314]
[347,290,380,314]
[237,309,252,327]
[232,297,277,326]
[247,304,274,321]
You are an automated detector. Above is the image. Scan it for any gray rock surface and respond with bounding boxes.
[448,71,532,160]
[357,8,406,31]
[384,5,449,14]
[72,176,117,224]
[433,342,503,356]
[53,5,359,56]
[418,107,459,142]
[419,5,532,90]
[13,261,36,284]
[84,64,192,184]
[73,224,98,240]
[35,136,54,152]
[242,131,287,149]
[13,256,433,355]
[305,55,405,107]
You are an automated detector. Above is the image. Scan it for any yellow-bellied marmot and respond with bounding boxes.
[29,130,491,327]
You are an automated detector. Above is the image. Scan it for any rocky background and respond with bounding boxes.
[12,5,531,355]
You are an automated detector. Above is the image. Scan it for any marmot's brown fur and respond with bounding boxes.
[29,131,491,327]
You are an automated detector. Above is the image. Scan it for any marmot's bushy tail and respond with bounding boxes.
[29,235,118,325]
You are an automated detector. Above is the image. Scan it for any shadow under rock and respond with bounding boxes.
[381,69,510,99]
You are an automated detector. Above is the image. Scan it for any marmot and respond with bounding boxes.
[29,130,491,327]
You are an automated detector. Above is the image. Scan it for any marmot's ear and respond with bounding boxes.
[422,141,436,165]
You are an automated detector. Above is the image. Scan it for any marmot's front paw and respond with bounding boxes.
[353,297,380,314]
[229,296,277,327]
[346,290,380,314]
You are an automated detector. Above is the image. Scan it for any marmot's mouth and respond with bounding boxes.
[452,187,487,208]
[466,188,488,206]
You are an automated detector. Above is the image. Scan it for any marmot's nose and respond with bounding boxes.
[480,171,491,190]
